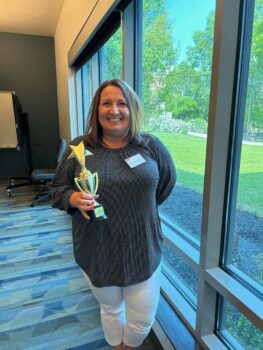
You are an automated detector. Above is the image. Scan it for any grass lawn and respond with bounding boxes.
[153,132,263,217]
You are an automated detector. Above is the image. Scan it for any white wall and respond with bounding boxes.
[54,0,116,142]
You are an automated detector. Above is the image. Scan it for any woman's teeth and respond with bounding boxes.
[107,117,121,121]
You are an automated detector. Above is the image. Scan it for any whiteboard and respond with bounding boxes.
[0,91,18,148]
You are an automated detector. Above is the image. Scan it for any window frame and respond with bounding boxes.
[222,0,261,295]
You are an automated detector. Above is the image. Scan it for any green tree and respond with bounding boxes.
[156,11,215,123]
[142,0,178,121]
[159,61,201,120]
[245,0,263,134]
[103,27,122,80]
[184,12,215,121]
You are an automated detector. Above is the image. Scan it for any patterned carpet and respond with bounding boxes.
[0,181,110,350]
[0,181,160,350]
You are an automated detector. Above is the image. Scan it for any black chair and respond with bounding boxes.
[30,139,67,207]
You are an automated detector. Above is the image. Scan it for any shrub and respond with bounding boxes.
[189,118,208,133]
[145,115,208,134]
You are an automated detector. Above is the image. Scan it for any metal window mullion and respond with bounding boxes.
[76,69,84,136]
[162,224,199,272]
[202,334,228,350]
[122,0,135,89]
[98,48,104,83]
[160,213,200,248]
[80,67,87,132]
[68,69,79,139]
[91,52,100,97]
[196,0,242,341]
[134,0,142,97]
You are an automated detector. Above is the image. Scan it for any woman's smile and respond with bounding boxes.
[107,116,122,121]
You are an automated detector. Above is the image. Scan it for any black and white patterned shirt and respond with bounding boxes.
[51,133,176,287]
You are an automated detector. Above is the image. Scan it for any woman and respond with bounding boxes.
[51,79,176,349]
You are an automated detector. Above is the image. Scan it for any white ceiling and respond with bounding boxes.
[0,0,65,36]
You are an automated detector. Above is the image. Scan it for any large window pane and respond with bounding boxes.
[162,244,198,307]
[219,298,263,350]
[225,0,263,291]
[142,0,216,241]
[100,27,122,81]
[78,54,97,131]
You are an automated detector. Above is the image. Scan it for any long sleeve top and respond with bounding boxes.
[50,133,176,287]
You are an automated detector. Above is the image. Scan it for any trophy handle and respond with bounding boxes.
[74,172,99,196]
[94,172,99,194]
[81,178,90,193]
[74,178,84,192]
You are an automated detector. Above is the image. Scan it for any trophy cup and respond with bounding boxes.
[68,141,107,221]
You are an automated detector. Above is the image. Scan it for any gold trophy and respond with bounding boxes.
[68,141,107,221]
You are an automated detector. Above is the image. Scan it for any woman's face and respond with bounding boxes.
[98,85,131,139]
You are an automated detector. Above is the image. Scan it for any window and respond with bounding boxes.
[217,2,263,347]
[141,0,216,310]
[224,0,263,292]
[162,246,198,306]
[100,26,122,81]
[142,0,216,241]
[75,53,99,133]
[219,298,263,349]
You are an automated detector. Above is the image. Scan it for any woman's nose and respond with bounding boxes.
[109,104,119,114]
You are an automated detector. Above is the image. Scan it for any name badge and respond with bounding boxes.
[125,153,146,168]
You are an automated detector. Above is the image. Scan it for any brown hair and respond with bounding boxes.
[85,79,143,146]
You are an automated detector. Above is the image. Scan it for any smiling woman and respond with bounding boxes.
[50,78,176,350]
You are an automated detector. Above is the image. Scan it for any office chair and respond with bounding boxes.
[30,138,67,207]
[5,110,33,196]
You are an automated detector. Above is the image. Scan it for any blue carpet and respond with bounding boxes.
[0,184,110,350]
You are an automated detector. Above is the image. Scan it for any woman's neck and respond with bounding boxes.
[102,135,129,149]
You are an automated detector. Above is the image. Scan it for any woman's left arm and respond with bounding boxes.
[153,136,176,205]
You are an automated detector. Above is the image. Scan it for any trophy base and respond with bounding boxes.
[89,204,107,222]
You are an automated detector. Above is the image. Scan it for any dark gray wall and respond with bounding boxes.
[0,32,59,179]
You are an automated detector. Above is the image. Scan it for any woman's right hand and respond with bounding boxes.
[69,191,98,220]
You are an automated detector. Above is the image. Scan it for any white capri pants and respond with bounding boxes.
[82,265,161,347]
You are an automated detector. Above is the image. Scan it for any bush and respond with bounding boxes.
[145,115,208,134]
[169,96,199,120]
[146,115,192,134]
[189,118,208,133]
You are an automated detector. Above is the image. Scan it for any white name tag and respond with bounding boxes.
[125,153,146,168]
